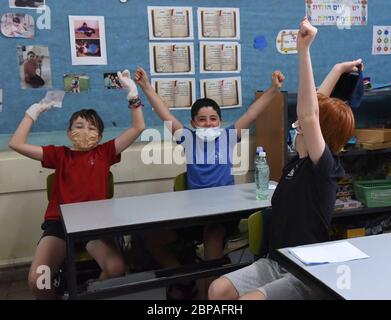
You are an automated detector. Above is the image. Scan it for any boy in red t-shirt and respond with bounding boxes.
[9,70,145,299]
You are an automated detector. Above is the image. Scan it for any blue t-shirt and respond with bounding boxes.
[177,125,240,189]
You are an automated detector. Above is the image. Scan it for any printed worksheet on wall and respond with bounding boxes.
[147,6,194,40]
[200,42,241,73]
[200,77,242,108]
[149,42,195,76]
[151,78,196,109]
[305,0,368,27]
[198,7,240,40]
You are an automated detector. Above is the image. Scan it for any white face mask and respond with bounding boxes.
[195,126,222,142]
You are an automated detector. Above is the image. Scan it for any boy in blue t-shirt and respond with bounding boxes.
[135,67,284,298]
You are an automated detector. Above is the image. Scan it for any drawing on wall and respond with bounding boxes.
[151,78,196,109]
[103,73,123,89]
[69,16,107,65]
[63,74,89,93]
[372,26,391,55]
[147,6,194,40]
[200,77,242,108]
[276,30,298,54]
[9,0,44,9]
[305,0,368,27]
[149,42,195,76]
[1,13,34,38]
[17,45,52,90]
[0,89,3,112]
[198,7,240,40]
[200,41,241,73]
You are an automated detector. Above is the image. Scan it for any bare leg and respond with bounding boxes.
[208,276,239,300]
[86,239,126,280]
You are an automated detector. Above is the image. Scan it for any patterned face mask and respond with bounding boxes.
[70,130,100,151]
[195,126,222,142]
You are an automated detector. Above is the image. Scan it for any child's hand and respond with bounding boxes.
[297,17,317,50]
[336,59,363,74]
[133,67,150,89]
[271,71,285,90]
[117,69,139,100]
[25,100,54,121]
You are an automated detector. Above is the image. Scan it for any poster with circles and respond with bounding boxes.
[372,26,391,55]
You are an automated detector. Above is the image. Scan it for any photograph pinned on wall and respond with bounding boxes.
[1,13,34,38]
[16,45,52,90]
[9,0,45,9]
[69,16,107,65]
[0,89,3,112]
[276,30,298,54]
[103,73,123,90]
[63,74,89,93]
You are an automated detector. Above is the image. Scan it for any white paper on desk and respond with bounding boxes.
[44,90,65,108]
[288,241,369,265]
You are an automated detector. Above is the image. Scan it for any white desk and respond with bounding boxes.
[60,182,274,299]
[275,233,391,300]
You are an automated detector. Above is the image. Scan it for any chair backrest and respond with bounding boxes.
[174,172,187,191]
[248,210,263,256]
[46,171,114,201]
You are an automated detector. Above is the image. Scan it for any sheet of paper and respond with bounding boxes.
[147,6,194,40]
[44,90,65,108]
[305,0,367,27]
[288,241,369,265]
[151,78,196,109]
[200,41,241,73]
[197,7,240,40]
[149,42,195,76]
[200,77,242,108]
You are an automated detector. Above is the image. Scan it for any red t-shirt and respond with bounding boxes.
[41,139,121,221]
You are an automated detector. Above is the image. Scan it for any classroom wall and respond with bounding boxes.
[0,0,390,139]
[0,139,254,267]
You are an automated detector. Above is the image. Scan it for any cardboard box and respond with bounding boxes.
[354,128,391,143]
[358,140,391,150]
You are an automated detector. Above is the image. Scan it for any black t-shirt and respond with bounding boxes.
[268,145,344,259]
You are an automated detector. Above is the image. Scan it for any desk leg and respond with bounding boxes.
[66,238,77,299]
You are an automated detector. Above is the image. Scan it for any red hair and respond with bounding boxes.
[317,93,355,154]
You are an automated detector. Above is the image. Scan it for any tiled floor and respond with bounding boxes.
[0,266,34,300]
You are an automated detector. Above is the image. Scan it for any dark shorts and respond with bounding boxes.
[40,219,66,242]
[175,220,240,243]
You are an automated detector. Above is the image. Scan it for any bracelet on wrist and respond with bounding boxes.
[128,97,143,109]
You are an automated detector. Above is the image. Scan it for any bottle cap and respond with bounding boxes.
[256,146,266,156]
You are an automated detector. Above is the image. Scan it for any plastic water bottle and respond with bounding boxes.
[254,146,270,200]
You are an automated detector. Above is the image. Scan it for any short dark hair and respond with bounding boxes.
[191,98,221,120]
[13,17,21,23]
[27,51,35,56]
[68,109,104,136]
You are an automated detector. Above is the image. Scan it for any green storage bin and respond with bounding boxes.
[353,179,391,208]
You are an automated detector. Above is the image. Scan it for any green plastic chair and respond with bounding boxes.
[173,172,264,256]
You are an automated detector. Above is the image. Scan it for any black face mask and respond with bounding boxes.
[331,65,364,109]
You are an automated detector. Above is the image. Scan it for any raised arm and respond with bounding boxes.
[114,69,146,155]
[8,100,54,161]
[235,71,284,135]
[296,17,324,164]
[318,59,363,97]
[134,67,183,136]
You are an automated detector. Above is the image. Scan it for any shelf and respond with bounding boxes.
[332,206,391,219]
[340,147,391,157]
